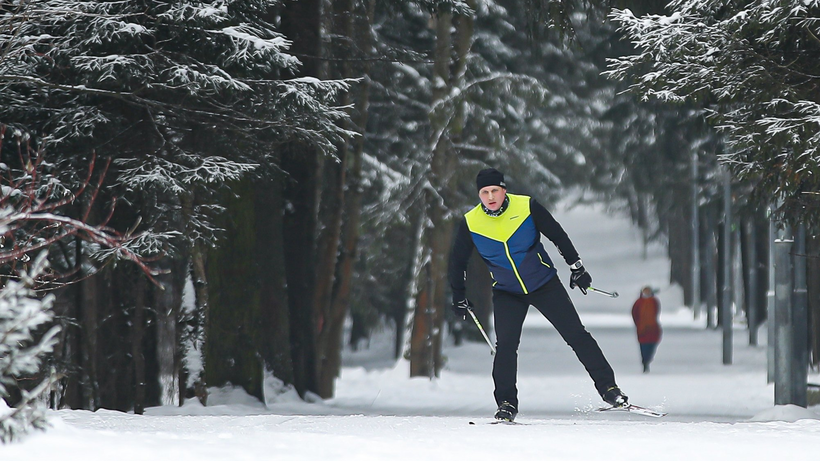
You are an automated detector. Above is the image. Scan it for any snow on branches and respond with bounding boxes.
[607,1,820,220]
[1,0,356,259]
[1,0,352,160]
[0,125,169,283]
[0,125,174,442]
[0,253,58,444]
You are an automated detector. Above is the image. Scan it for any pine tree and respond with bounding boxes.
[2,0,353,407]
[0,132,157,440]
[608,0,820,224]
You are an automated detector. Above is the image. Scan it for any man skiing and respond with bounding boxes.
[448,168,628,422]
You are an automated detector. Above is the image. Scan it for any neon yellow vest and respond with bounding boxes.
[464,194,556,294]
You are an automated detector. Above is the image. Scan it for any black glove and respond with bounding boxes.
[569,264,592,295]
[452,298,473,320]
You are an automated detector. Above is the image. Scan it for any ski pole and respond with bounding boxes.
[467,308,496,355]
[588,287,619,298]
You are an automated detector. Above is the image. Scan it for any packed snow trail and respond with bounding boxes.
[332,317,776,423]
[4,201,820,460]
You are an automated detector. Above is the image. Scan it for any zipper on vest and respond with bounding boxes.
[537,253,551,268]
[503,242,528,294]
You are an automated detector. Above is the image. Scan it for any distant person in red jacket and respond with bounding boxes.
[632,286,662,373]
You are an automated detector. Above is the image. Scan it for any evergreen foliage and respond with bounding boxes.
[1,0,351,415]
[0,254,58,443]
[2,0,800,431]
[608,0,820,224]
[0,132,165,440]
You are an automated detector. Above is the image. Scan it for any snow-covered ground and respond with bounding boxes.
[4,201,820,460]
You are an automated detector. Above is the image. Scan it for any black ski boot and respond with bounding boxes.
[602,386,629,408]
[494,401,518,422]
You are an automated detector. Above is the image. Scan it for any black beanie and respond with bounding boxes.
[476,168,506,191]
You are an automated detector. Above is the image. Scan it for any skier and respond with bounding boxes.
[448,168,628,422]
[632,286,662,373]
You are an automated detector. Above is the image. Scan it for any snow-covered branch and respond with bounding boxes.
[0,252,59,443]
[607,1,820,218]
[0,127,164,283]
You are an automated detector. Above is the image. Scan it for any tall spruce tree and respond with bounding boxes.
[1,0,351,408]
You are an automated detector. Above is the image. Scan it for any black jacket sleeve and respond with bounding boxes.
[448,218,475,303]
[530,198,580,266]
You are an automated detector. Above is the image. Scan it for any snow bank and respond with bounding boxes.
[750,404,820,422]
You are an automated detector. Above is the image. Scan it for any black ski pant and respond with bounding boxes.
[491,276,617,409]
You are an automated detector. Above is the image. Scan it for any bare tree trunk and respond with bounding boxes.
[313,156,345,395]
[410,255,435,377]
[640,195,651,260]
[716,219,726,327]
[281,144,319,397]
[409,6,454,378]
[702,205,719,328]
[316,0,374,398]
[63,248,84,409]
[176,273,191,407]
[131,274,146,414]
[279,0,322,398]
[50,290,73,409]
[182,193,210,405]
[255,170,295,387]
[409,1,473,377]
[154,257,184,406]
[313,0,351,399]
[77,235,100,409]
[753,213,770,327]
[403,210,425,366]
[668,198,692,304]
[807,229,820,367]
[189,242,209,403]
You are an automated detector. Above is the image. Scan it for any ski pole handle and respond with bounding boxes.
[588,287,619,298]
[467,308,496,355]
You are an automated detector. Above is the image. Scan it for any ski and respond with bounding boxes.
[468,420,526,425]
[490,419,524,425]
[597,403,667,418]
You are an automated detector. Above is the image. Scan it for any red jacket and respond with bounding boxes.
[632,296,662,344]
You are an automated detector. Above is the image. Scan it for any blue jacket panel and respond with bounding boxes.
[465,194,557,294]
[449,193,580,302]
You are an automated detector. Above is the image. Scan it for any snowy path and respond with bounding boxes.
[331,315,775,422]
[18,409,820,461]
[4,201,820,460]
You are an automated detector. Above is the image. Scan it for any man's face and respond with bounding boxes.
[479,186,506,211]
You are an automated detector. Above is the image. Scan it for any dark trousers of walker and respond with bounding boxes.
[491,276,616,409]
[640,343,658,366]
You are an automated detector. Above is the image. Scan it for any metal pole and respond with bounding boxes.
[722,167,733,365]
[747,218,758,346]
[774,235,794,404]
[692,152,701,318]
[792,224,808,407]
[588,287,620,298]
[468,308,496,355]
[767,208,776,383]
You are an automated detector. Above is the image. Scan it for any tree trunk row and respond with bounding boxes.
[46,0,376,411]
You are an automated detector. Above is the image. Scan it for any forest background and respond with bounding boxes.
[2,0,820,430]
